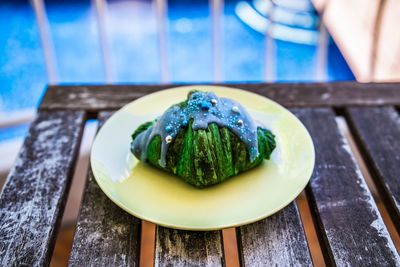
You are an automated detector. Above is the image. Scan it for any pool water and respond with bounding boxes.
[0,0,354,142]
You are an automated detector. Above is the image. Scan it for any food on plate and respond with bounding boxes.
[131,90,276,188]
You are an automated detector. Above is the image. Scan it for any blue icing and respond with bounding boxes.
[132,91,260,167]
[200,101,211,110]
[165,125,173,132]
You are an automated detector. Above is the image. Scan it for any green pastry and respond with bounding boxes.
[131,91,276,188]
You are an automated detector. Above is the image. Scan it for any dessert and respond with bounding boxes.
[131,91,276,188]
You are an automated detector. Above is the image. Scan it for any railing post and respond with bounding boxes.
[30,0,58,84]
[93,0,114,83]
[155,0,169,83]
[210,0,223,82]
[264,3,275,82]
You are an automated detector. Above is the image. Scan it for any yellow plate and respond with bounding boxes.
[91,85,315,230]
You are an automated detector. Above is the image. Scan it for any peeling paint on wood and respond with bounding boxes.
[294,108,400,266]
[0,110,86,267]
[69,112,141,267]
[239,202,313,266]
[346,107,400,233]
[155,227,224,267]
[39,82,400,111]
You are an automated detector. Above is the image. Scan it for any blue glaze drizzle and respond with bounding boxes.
[131,91,261,167]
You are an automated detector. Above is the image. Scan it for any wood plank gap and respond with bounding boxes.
[222,228,240,267]
[304,185,335,266]
[86,110,99,120]
[332,107,346,117]
[50,119,99,267]
[235,227,245,267]
[140,221,156,267]
[296,191,326,267]
[69,112,141,266]
[338,115,400,250]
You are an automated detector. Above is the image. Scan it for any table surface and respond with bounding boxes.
[1,82,400,266]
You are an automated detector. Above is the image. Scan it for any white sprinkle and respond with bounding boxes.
[165,135,172,144]
[237,119,244,126]
[211,99,218,106]
[232,106,240,113]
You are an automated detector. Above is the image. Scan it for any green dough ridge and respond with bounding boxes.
[131,120,276,188]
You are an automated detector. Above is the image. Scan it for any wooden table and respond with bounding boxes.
[1,82,400,266]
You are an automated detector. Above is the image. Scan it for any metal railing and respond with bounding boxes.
[0,0,329,129]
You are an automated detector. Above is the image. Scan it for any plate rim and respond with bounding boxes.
[91,85,315,231]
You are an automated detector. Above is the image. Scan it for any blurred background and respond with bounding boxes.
[1,0,399,265]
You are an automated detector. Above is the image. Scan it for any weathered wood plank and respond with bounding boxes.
[69,112,141,267]
[0,110,86,267]
[294,108,400,266]
[239,202,313,266]
[155,227,224,266]
[39,82,400,111]
[345,107,400,232]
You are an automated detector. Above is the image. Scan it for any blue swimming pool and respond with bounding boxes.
[0,0,354,142]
